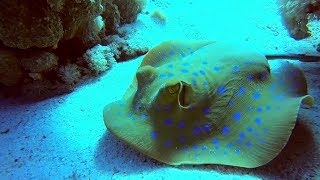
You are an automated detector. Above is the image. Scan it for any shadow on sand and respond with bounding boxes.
[94,132,163,175]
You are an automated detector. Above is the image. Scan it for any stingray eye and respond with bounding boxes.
[168,83,180,94]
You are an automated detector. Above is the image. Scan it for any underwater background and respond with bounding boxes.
[0,0,319,179]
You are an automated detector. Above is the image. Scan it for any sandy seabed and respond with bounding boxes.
[0,0,319,179]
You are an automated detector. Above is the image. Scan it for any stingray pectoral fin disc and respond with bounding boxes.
[102,40,315,168]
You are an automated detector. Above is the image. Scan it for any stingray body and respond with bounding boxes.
[103,40,314,168]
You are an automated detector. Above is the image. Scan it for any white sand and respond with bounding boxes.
[1,0,319,179]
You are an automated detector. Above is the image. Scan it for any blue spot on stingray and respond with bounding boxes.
[257,107,263,112]
[237,139,243,145]
[169,50,175,55]
[243,61,251,66]
[202,107,211,115]
[239,132,246,139]
[164,104,171,111]
[247,127,253,133]
[203,81,208,86]
[260,72,267,80]
[141,114,147,120]
[182,147,189,153]
[167,73,174,78]
[131,116,137,121]
[236,87,246,97]
[118,101,125,107]
[217,86,227,95]
[193,126,201,135]
[167,64,173,69]
[192,79,197,85]
[159,74,166,79]
[213,66,220,72]
[135,103,142,110]
[192,72,199,76]
[255,117,262,125]
[199,70,206,75]
[266,105,271,111]
[228,100,235,106]
[246,141,252,147]
[247,75,254,82]
[178,120,186,129]
[253,92,261,99]
[192,145,199,150]
[203,124,211,132]
[222,126,230,135]
[264,128,269,134]
[212,139,219,145]
[127,113,133,119]
[275,94,285,101]
[202,61,208,65]
[233,112,242,121]
[182,62,189,66]
[259,138,265,144]
[179,136,186,143]
[164,118,173,126]
[165,140,173,147]
[202,146,207,151]
[227,143,232,149]
[232,65,240,73]
[181,69,189,74]
[235,149,241,154]
[150,131,158,139]
[224,151,228,156]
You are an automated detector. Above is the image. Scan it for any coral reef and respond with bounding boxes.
[103,35,148,61]
[0,0,64,49]
[58,64,81,84]
[83,44,116,74]
[0,49,22,86]
[0,0,147,100]
[62,0,103,41]
[113,0,146,23]
[20,80,74,101]
[102,1,121,34]
[20,52,58,73]
[278,0,320,40]
[0,0,104,49]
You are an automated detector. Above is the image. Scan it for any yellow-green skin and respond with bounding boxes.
[103,40,314,168]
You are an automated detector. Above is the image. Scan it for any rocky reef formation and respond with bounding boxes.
[278,0,320,40]
[0,0,148,100]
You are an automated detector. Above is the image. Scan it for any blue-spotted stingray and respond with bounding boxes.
[103,40,315,168]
